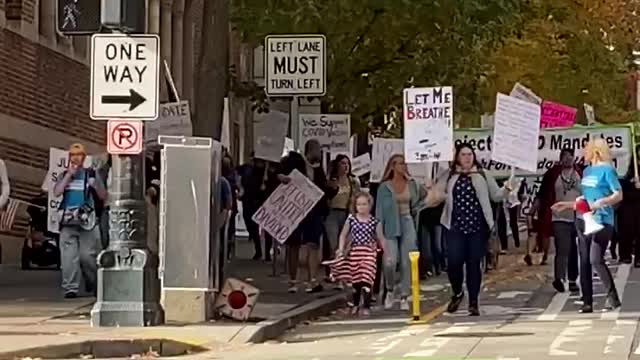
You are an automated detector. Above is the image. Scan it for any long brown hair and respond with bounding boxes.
[382,154,409,181]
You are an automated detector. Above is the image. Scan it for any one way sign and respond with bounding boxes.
[90,34,160,120]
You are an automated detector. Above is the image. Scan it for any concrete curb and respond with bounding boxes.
[231,292,349,344]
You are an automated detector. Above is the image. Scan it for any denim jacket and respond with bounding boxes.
[375,179,426,239]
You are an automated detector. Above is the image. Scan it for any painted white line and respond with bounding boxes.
[403,325,470,358]
[497,291,532,299]
[549,320,592,356]
[601,263,631,321]
[317,318,415,326]
[538,292,570,321]
[375,339,402,355]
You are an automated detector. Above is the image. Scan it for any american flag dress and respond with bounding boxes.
[330,214,380,286]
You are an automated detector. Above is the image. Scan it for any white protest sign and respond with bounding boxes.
[351,154,371,177]
[403,86,454,162]
[252,169,324,244]
[145,101,192,147]
[584,103,596,125]
[299,114,351,153]
[369,138,435,184]
[481,113,495,128]
[44,148,94,233]
[265,35,326,96]
[254,110,289,162]
[455,125,632,178]
[492,93,541,172]
[283,137,295,157]
[509,82,542,105]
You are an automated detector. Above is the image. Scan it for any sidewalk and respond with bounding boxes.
[0,239,348,358]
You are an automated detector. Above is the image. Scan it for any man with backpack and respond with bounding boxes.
[53,143,107,299]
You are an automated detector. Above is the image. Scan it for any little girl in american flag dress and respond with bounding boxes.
[330,192,386,316]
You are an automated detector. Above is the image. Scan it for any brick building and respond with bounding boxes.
[0,0,259,265]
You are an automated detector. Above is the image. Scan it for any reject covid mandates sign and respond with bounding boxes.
[265,35,326,96]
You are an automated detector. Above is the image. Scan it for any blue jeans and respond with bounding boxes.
[383,215,418,297]
[60,225,100,294]
[446,227,487,305]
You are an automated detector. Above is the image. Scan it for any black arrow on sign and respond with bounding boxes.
[101,89,146,111]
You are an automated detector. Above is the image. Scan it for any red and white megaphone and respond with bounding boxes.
[575,198,604,235]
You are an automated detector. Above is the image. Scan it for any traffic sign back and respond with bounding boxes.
[107,120,143,155]
[90,34,160,120]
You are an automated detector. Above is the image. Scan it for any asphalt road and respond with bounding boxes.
[211,258,640,360]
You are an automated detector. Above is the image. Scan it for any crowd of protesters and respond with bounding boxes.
[237,137,634,316]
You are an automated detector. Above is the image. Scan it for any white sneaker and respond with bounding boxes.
[400,297,410,311]
[384,292,395,310]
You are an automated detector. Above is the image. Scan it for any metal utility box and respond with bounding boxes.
[158,136,223,322]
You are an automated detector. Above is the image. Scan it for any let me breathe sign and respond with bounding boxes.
[265,35,326,96]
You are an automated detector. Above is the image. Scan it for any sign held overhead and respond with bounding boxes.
[265,35,326,96]
[90,34,160,120]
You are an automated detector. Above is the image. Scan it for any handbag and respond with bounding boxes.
[58,170,97,231]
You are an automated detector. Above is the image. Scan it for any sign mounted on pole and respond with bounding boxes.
[107,120,143,155]
[265,35,326,96]
[90,34,160,120]
[56,0,101,35]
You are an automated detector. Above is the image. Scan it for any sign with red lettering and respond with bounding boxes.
[540,101,577,128]
[403,86,454,162]
[265,34,326,96]
[107,120,143,154]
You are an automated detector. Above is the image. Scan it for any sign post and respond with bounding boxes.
[90,9,164,327]
[264,34,326,149]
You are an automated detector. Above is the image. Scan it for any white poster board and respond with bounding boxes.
[403,86,454,162]
[254,110,289,162]
[509,82,542,105]
[252,169,324,244]
[283,137,295,157]
[145,101,193,147]
[351,153,371,177]
[491,93,541,173]
[584,103,596,125]
[43,148,93,233]
[370,138,437,184]
[299,114,350,153]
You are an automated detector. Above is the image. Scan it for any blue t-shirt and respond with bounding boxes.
[60,168,95,210]
[580,163,621,225]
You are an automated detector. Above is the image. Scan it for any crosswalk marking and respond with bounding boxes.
[602,263,631,321]
[548,320,592,356]
[403,324,470,357]
[538,292,570,321]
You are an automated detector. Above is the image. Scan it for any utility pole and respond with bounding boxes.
[89,0,164,327]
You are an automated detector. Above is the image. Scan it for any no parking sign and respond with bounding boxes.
[107,120,143,155]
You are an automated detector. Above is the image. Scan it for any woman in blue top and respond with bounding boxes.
[376,154,426,311]
[553,139,623,313]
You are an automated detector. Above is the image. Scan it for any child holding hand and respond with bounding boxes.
[330,192,386,316]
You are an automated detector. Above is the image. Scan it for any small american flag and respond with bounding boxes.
[0,198,22,232]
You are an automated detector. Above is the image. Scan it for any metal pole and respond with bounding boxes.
[91,0,164,327]
[290,96,300,150]
[91,155,164,326]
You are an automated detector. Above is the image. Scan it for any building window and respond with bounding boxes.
[5,0,21,20]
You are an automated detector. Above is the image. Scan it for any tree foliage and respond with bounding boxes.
[231,0,640,130]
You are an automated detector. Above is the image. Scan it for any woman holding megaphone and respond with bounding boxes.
[552,139,623,313]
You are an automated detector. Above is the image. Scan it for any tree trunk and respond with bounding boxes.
[193,0,228,139]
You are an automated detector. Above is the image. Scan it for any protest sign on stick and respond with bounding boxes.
[492,93,541,173]
[403,86,454,162]
[252,169,324,244]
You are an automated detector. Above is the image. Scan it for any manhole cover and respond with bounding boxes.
[435,331,533,338]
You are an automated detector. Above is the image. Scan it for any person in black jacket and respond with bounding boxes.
[618,145,640,266]
[278,139,329,293]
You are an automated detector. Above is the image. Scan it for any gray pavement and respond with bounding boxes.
[208,256,640,360]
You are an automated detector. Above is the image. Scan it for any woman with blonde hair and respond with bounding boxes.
[553,138,623,313]
[376,154,426,310]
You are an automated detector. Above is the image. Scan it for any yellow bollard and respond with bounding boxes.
[409,251,421,321]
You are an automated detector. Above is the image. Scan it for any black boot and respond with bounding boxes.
[447,292,464,313]
[605,290,622,310]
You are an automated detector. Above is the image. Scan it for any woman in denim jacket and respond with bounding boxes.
[376,154,426,311]
[430,143,511,316]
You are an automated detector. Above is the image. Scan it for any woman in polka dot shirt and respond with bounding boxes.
[429,143,512,316]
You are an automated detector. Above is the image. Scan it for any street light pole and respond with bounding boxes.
[90,0,164,327]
